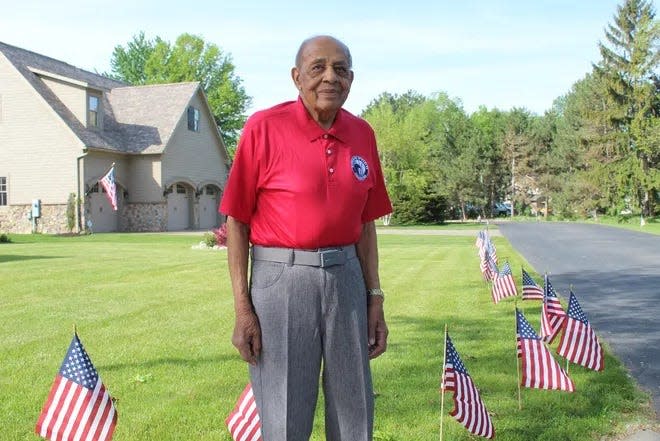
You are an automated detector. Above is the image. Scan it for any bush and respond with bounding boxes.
[202,231,216,248]
[66,193,77,232]
[0,233,10,243]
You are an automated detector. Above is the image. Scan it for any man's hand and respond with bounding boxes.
[367,298,388,359]
[232,309,262,365]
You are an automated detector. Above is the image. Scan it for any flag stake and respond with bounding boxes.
[440,323,448,441]
[567,283,574,373]
[515,305,522,410]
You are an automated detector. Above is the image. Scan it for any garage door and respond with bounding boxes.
[198,185,220,230]
[88,185,118,232]
[167,183,191,231]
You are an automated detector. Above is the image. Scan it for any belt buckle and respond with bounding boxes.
[319,249,345,268]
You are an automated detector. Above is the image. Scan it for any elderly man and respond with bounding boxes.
[220,35,392,441]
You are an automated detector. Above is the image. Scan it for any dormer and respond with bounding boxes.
[28,66,105,129]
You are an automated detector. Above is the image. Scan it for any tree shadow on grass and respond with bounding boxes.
[374,313,654,440]
[101,354,237,372]
[0,254,62,263]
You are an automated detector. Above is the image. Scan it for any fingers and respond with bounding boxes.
[367,303,388,359]
[368,323,388,359]
[232,312,262,365]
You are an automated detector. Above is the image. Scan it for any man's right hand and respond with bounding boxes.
[232,309,262,365]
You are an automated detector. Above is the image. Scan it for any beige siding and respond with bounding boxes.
[81,154,127,192]
[0,53,84,205]
[162,91,228,190]
[40,77,88,126]
[126,155,163,202]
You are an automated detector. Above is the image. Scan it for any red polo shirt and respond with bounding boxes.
[220,98,392,249]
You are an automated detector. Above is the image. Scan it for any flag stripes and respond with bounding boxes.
[557,292,604,371]
[443,335,494,439]
[517,309,574,392]
[492,262,517,304]
[521,269,544,300]
[35,334,117,441]
[99,166,118,211]
[540,276,566,343]
[226,383,262,441]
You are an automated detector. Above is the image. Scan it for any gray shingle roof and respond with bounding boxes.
[0,41,200,154]
[106,82,200,154]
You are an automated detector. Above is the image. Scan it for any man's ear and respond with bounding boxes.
[291,67,301,90]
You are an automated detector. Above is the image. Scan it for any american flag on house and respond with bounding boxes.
[557,291,604,371]
[442,334,494,439]
[35,333,117,441]
[226,383,262,441]
[540,275,566,344]
[517,309,574,392]
[521,268,544,300]
[99,166,117,211]
[492,262,517,304]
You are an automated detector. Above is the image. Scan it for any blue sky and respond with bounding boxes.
[1,0,633,116]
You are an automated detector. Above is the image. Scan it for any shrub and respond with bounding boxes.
[0,233,10,243]
[66,193,77,232]
[202,231,217,248]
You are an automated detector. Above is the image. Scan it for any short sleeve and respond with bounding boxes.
[219,120,260,224]
[361,138,392,223]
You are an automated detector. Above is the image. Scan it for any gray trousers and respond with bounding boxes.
[249,246,373,441]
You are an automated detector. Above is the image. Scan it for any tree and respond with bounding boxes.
[594,0,659,215]
[109,32,252,154]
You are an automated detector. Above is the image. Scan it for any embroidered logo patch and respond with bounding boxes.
[351,156,369,181]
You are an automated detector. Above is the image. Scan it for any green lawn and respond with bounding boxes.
[0,232,656,440]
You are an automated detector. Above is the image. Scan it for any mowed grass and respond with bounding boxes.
[0,232,656,440]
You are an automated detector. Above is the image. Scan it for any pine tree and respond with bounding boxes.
[594,0,659,216]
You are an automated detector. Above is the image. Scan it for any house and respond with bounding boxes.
[0,41,230,233]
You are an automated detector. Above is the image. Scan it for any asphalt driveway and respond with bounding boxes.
[496,221,660,416]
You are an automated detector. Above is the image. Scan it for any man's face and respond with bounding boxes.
[292,37,354,125]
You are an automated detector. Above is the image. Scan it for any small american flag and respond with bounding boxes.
[557,292,604,371]
[492,262,518,304]
[540,275,566,343]
[99,166,117,211]
[479,249,497,281]
[225,383,262,441]
[521,269,543,300]
[477,231,497,281]
[443,334,494,439]
[517,309,574,392]
[35,333,117,441]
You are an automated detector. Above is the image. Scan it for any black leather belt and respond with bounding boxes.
[252,245,357,268]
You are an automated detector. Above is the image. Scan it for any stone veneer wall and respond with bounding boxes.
[120,202,167,232]
[0,204,71,234]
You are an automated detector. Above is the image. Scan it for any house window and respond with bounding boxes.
[0,177,7,206]
[187,106,200,132]
[88,94,100,128]
[176,184,187,194]
[205,186,217,196]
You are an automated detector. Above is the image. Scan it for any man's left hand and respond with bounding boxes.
[367,298,388,359]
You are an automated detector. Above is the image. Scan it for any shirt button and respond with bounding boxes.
[326,149,332,155]
[329,167,335,173]
[323,134,329,139]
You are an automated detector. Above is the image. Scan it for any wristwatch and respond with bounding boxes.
[367,288,385,300]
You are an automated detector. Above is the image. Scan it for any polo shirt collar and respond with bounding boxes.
[295,96,349,143]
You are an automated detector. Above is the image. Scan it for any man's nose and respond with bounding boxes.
[322,65,338,82]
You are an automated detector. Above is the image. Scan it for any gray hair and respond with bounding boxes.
[295,35,352,68]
